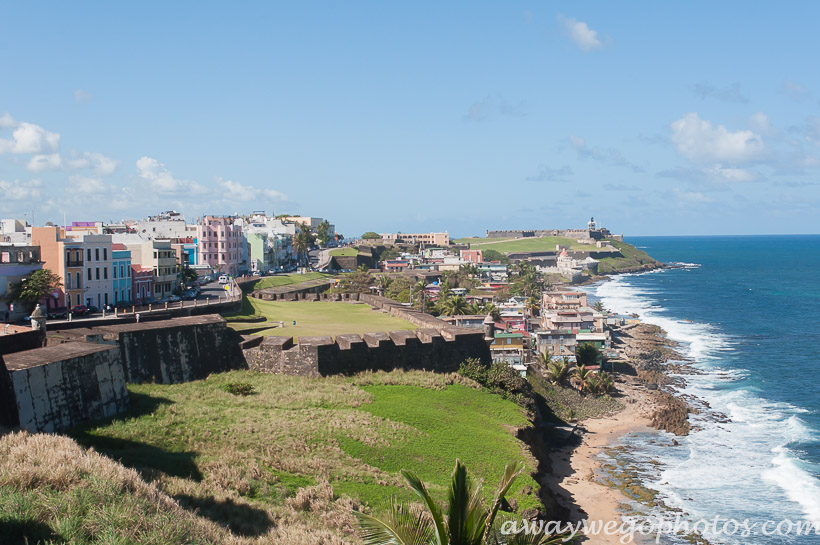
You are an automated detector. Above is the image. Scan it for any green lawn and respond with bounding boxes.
[60,370,540,539]
[454,235,598,253]
[329,247,358,257]
[245,272,330,292]
[228,298,417,339]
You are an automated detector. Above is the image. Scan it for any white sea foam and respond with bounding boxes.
[590,272,820,542]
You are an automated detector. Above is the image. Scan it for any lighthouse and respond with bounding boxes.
[588,217,596,231]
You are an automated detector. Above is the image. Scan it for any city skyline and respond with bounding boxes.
[2,2,820,237]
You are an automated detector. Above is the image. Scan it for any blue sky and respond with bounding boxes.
[2,2,820,237]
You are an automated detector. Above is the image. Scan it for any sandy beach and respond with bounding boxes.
[546,374,659,544]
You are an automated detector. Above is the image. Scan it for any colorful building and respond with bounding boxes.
[0,245,43,321]
[111,244,132,304]
[197,216,243,276]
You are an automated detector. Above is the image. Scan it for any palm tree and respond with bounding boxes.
[293,226,315,268]
[413,279,428,311]
[593,301,605,312]
[355,460,568,545]
[571,364,593,394]
[467,301,483,315]
[482,303,501,322]
[442,295,469,316]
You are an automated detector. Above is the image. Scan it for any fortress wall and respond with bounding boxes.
[2,342,128,433]
[244,327,490,377]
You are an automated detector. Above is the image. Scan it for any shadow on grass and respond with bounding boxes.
[70,391,203,481]
[174,493,274,537]
[0,518,65,544]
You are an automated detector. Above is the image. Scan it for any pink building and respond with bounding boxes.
[197,216,243,276]
[460,249,483,264]
[131,266,153,303]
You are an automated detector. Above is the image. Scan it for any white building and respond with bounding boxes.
[82,234,114,309]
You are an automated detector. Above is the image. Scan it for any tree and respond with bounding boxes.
[572,364,593,393]
[355,459,568,545]
[440,295,469,316]
[544,357,570,386]
[315,220,331,246]
[361,231,381,240]
[575,342,601,367]
[293,225,315,267]
[341,265,374,293]
[482,303,501,322]
[8,269,62,310]
[593,301,605,312]
[179,265,198,288]
[413,279,428,311]
[482,249,507,264]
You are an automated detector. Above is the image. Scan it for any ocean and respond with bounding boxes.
[589,235,820,545]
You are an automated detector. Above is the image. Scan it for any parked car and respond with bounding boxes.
[114,300,133,309]
[182,291,196,301]
[47,307,69,319]
[168,295,182,302]
[87,305,100,314]
[218,275,229,284]
[70,305,89,316]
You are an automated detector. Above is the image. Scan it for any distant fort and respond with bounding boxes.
[486,218,623,242]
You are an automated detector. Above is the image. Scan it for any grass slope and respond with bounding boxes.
[227,298,417,338]
[246,272,330,292]
[7,370,542,543]
[454,236,597,253]
[329,248,358,257]
[596,240,658,274]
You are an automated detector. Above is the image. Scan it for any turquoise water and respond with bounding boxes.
[591,235,820,544]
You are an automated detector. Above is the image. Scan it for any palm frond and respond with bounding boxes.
[355,503,436,545]
[402,469,447,545]
[485,461,524,533]
[446,460,471,544]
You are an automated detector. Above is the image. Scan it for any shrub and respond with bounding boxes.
[222,382,257,396]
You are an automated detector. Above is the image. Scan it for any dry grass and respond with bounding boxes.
[2,369,542,544]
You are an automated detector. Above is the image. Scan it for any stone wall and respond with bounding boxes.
[0,354,19,428]
[2,342,128,433]
[54,315,244,384]
[0,328,45,357]
[245,327,490,377]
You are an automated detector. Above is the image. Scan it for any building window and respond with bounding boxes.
[113,266,117,279]
[103,248,107,261]
[96,268,100,280]
[121,265,124,277]
[87,249,91,261]
[95,248,100,261]
[76,272,80,287]
[104,267,108,280]
[87,268,92,280]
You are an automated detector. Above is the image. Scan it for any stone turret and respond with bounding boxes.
[483,313,496,344]
[30,304,46,333]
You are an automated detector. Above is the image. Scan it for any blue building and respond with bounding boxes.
[111,244,132,304]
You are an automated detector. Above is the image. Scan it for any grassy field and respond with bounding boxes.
[227,298,417,339]
[245,272,330,292]
[454,236,597,253]
[0,370,541,543]
[329,248,358,257]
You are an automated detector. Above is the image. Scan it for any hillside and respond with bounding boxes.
[454,236,593,252]
[596,240,661,274]
[1,370,543,544]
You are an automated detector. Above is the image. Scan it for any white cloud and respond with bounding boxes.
[570,135,644,172]
[217,177,287,201]
[0,122,61,154]
[703,165,759,183]
[66,152,120,175]
[136,156,204,193]
[670,113,766,164]
[25,150,119,175]
[559,15,602,51]
[673,188,714,204]
[69,175,106,194]
[74,89,92,104]
[749,112,774,136]
[27,153,63,173]
[0,113,15,129]
[0,179,42,200]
